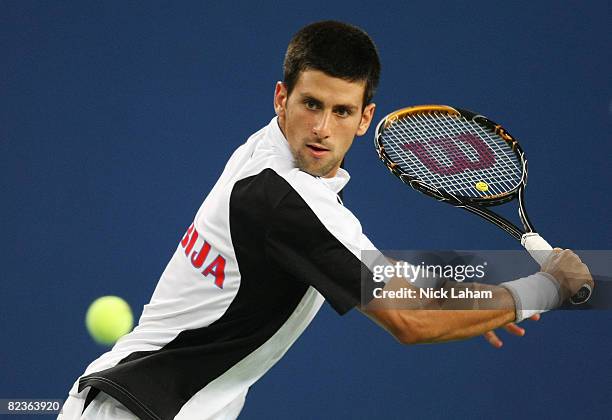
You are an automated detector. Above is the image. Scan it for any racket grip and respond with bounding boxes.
[520,233,592,305]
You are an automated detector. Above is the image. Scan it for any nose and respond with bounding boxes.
[312,111,331,139]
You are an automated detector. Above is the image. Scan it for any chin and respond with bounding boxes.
[295,154,337,177]
[297,164,322,177]
[301,167,324,177]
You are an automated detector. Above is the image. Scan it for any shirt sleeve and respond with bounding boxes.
[265,186,376,315]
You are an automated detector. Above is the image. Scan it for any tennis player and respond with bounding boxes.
[59,20,592,420]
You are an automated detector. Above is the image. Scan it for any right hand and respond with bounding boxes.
[541,249,594,302]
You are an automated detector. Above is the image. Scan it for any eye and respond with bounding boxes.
[335,107,352,118]
[304,100,319,110]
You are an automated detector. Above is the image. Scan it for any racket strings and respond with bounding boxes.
[392,115,479,196]
[380,112,523,198]
[412,113,511,195]
[383,123,517,198]
[440,113,521,193]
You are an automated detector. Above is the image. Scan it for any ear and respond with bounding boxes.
[356,103,376,136]
[274,81,288,121]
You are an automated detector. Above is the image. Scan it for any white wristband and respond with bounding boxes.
[500,272,562,322]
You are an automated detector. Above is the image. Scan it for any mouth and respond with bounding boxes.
[306,143,330,158]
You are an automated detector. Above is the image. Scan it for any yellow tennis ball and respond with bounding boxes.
[475,181,489,192]
[85,296,134,346]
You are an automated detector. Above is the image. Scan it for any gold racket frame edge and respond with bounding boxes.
[375,104,527,205]
[382,105,460,129]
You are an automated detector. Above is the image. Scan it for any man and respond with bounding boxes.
[59,20,592,419]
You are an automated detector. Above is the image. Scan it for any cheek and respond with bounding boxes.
[341,139,354,155]
[338,123,358,150]
[288,108,312,132]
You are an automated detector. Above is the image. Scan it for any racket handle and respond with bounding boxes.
[521,233,592,305]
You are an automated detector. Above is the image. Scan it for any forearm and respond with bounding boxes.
[386,309,515,344]
[364,277,517,344]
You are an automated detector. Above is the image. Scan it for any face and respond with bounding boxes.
[274,70,376,178]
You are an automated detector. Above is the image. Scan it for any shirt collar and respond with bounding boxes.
[267,116,295,163]
[267,117,351,194]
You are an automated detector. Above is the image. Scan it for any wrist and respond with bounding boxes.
[500,272,562,322]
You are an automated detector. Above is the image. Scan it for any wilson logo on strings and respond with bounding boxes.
[403,133,496,175]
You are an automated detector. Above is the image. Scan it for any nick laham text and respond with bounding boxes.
[373,287,493,299]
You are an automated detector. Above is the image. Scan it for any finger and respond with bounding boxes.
[483,331,503,348]
[504,323,525,336]
[529,313,541,321]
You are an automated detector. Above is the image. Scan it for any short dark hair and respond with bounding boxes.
[283,21,381,109]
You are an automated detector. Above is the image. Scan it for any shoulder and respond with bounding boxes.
[231,168,295,210]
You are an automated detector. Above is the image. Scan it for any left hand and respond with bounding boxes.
[483,313,541,348]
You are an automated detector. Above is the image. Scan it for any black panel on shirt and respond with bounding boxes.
[258,170,374,314]
[78,168,374,420]
[229,168,375,315]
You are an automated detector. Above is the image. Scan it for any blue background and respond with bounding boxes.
[2,1,611,418]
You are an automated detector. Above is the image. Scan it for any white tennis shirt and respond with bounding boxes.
[74,117,378,419]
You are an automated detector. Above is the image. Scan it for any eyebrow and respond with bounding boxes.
[299,93,359,112]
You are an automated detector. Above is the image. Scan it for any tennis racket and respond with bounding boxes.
[374,104,592,305]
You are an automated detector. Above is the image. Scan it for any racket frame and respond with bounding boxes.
[374,105,536,241]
